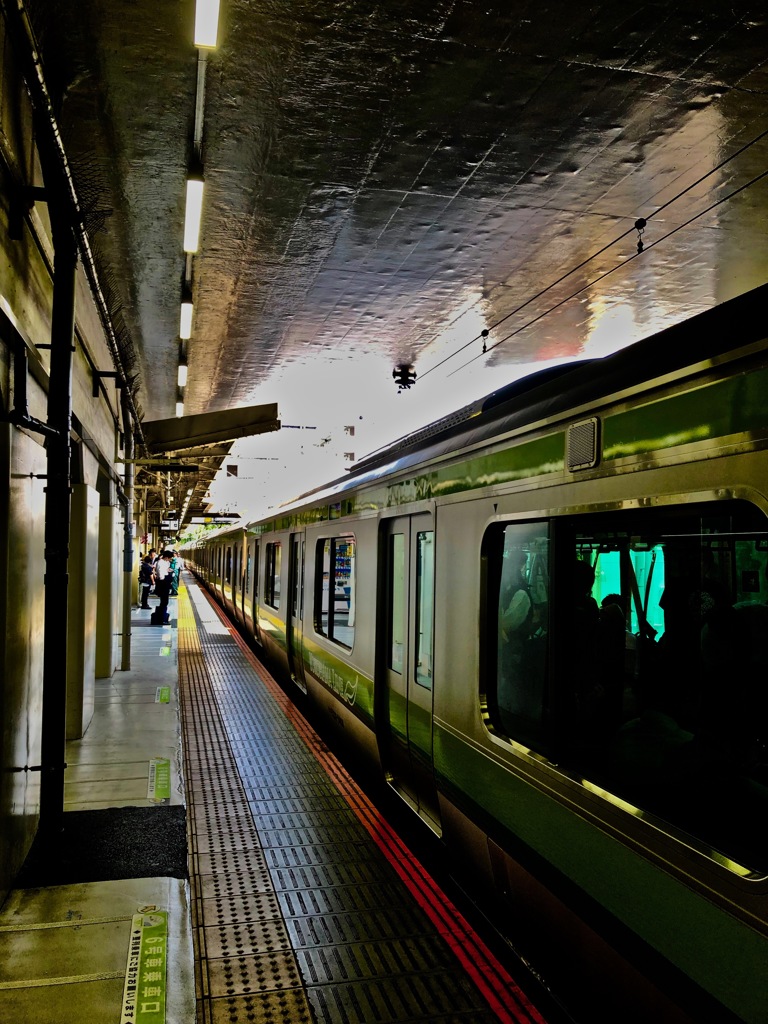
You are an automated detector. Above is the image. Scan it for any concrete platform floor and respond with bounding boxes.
[0,592,195,1024]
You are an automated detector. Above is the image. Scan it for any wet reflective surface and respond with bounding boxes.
[28,1,768,431]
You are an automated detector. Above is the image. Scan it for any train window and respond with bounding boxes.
[485,500,768,872]
[253,541,260,607]
[245,549,251,596]
[315,535,355,649]
[265,542,281,608]
[415,530,434,689]
[485,521,550,750]
[225,546,232,584]
[290,535,303,620]
[388,533,406,673]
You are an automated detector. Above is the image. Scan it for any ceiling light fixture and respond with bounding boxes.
[393,364,417,391]
[176,400,185,418]
[183,177,205,253]
[180,301,193,339]
[177,362,189,387]
[194,0,220,48]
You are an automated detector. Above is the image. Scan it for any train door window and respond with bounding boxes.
[415,530,434,689]
[485,521,550,750]
[388,533,406,673]
[245,547,251,596]
[315,535,355,649]
[253,542,260,607]
[290,535,303,620]
[265,542,281,608]
[225,546,232,584]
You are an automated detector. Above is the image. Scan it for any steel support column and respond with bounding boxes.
[121,389,134,671]
[39,228,78,828]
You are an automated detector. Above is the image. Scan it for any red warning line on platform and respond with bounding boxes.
[197,585,549,1024]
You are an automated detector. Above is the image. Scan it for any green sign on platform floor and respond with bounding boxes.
[155,686,171,703]
[147,758,171,801]
[121,907,168,1024]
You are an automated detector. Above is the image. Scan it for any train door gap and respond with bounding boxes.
[288,532,307,693]
[380,514,441,836]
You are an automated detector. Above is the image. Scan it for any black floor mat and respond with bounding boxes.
[15,806,188,887]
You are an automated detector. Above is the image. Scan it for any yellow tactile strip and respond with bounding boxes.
[177,587,314,1024]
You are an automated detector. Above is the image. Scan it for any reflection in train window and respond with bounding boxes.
[265,542,281,608]
[485,521,550,751]
[315,536,355,649]
[485,500,768,872]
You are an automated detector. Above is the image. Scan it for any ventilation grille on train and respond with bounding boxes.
[567,418,600,471]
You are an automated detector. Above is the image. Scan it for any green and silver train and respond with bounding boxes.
[183,284,768,1023]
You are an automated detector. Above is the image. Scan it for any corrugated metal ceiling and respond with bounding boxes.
[25,1,768,454]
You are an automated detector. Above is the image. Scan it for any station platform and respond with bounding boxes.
[0,574,556,1024]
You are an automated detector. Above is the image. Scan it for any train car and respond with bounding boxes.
[182,284,768,1024]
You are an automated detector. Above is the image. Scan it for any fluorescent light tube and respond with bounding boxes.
[183,178,204,252]
[194,0,220,48]
[180,301,193,339]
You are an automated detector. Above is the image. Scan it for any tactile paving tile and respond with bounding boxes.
[199,890,283,929]
[198,867,277,900]
[206,990,314,1024]
[194,847,267,876]
[178,581,521,1024]
[203,919,290,959]
[206,950,303,997]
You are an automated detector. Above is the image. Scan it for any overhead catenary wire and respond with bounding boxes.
[446,166,768,378]
[416,123,768,384]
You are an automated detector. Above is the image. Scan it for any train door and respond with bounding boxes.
[381,514,440,833]
[288,532,306,691]
[252,540,262,644]
[238,537,247,623]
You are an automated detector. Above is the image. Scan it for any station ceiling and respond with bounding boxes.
[23,1,768,515]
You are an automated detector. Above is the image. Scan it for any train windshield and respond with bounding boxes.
[486,500,768,874]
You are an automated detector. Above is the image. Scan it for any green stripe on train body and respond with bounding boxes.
[603,366,768,461]
[433,723,768,1024]
[258,608,286,650]
[302,635,375,729]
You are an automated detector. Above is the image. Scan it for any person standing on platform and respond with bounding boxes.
[169,550,179,596]
[171,549,184,595]
[153,550,173,624]
[138,554,155,609]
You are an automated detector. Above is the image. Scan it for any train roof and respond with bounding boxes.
[272,283,768,516]
[349,283,768,472]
